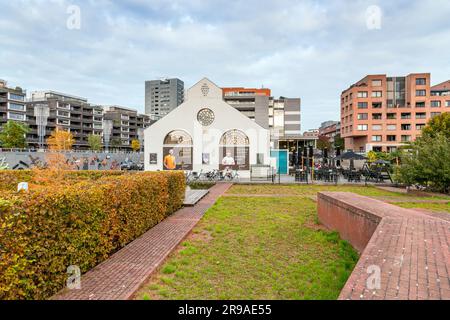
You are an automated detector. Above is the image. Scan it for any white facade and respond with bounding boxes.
[144,78,271,178]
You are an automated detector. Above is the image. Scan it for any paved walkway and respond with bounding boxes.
[318,192,450,300]
[52,183,232,300]
[183,189,210,206]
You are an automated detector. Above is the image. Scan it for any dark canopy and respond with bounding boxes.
[334,151,367,160]
[373,159,391,165]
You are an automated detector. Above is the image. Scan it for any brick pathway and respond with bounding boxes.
[318,192,450,300]
[52,183,232,300]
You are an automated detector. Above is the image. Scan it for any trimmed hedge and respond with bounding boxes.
[0,170,126,192]
[0,171,185,300]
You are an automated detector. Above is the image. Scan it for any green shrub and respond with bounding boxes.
[0,171,185,300]
[396,133,450,193]
[188,181,216,190]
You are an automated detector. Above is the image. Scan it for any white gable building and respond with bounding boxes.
[144,78,271,178]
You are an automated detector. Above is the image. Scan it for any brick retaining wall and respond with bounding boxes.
[317,192,450,300]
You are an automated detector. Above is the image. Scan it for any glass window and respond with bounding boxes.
[357,91,368,98]
[8,103,25,111]
[431,101,441,107]
[401,124,411,131]
[371,135,382,142]
[7,112,26,121]
[416,90,426,96]
[416,78,426,85]
[416,124,426,130]
[401,135,411,142]
[431,112,441,118]
[446,101,450,107]
[415,101,426,108]
[163,130,193,145]
[372,124,382,131]
[57,119,70,126]
[8,93,25,101]
[372,80,382,87]
[371,91,382,98]
[357,102,368,109]
[220,129,249,146]
[387,113,396,119]
[415,113,426,119]
[387,124,397,131]
[372,102,382,109]
[357,124,368,131]
[219,130,250,171]
[387,135,396,142]
[372,113,382,120]
[357,113,368,120]
[163,130,193,171]
[401,113,411,119]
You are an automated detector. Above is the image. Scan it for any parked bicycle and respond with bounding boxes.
[185,169,240,182]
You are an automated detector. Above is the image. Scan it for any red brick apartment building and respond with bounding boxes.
[341,73,450,153]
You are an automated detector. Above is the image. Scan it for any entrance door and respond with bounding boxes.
[270,150,288,174]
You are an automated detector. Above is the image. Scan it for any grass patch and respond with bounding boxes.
[188,181,216,190]
[228,184,450,200]
[136,194,358,300]
[393,201,450,213]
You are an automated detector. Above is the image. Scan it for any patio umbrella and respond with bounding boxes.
[374,159,390,165]
[334,151,367,160]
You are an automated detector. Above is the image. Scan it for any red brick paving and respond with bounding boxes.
[318,192,450,300]
[52,183,232,300]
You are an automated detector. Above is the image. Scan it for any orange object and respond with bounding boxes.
[164,154,176,170]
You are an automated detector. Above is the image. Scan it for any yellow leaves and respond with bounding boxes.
[46,127,75,151]
[131,139,140,152]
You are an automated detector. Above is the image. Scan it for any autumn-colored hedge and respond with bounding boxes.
[0,170,127,191]
[0,171,185,300]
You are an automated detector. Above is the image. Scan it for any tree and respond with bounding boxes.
[131,139,140,152]
[0,120,30,148]
[396,133,450,193]
[333,134,345,150]
[110,138,122,150]
[88,133,102,151]
[46,127,75,151]
[422,112,450,139]
[316,135,331,151]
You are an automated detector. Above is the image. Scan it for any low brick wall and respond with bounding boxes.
[318,193,383,253]
[317,192,450,300]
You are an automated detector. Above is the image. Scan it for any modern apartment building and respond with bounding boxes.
[103,106,151,150]
[145,78,184,120]
[27,91,104,149]
[222,87,271,129]
[270,96,302,139]
[319,121,341,142]
[0,79,27,126]
[341,73,450,153]
[222,88,302,137]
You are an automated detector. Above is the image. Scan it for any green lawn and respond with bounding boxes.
[393,201,450,213]
[135,192,358,300]
[227,184,450,200]
[135,184,448,300]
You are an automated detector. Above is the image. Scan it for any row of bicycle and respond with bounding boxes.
[185,169,240,183]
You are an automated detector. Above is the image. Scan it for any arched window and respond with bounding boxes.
[219,129,249,146]
[164,130,193,145]
[219,130,250,170]
[163,130,193,170]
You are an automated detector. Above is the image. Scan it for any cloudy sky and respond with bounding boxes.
[1,0,450,130]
